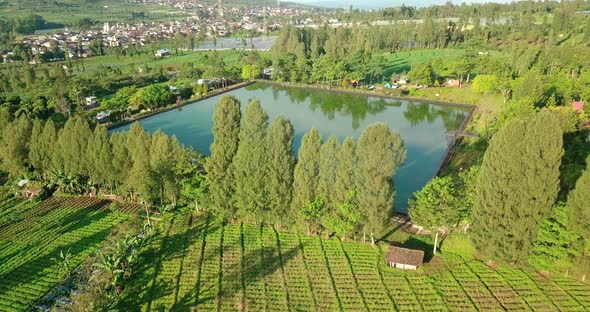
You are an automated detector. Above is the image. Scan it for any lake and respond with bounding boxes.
[111,83,470,213]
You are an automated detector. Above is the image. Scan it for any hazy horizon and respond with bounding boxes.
[290,0,516,9]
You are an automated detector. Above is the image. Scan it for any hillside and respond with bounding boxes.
[118,211,590,311]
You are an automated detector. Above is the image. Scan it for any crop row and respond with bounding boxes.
[118,214,590,312]
[0,197,129,311]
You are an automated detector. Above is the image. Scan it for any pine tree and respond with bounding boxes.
[126,123,156,203]
[39,120,57,175]
[88,126,113,188]
[232,100,269,223]
[292,128,322,231]
[567,156,590,260]
[266,115,295,227]
[150,130,178,205]
[0,115,32,177]
[334,137,357,208]
[110,133,132,191]
[356,123,406,245]
[472,111,563,263]
[317,136,340,215]
[205,96,241,219]
[28,119,44,176]
[54,117,92,177]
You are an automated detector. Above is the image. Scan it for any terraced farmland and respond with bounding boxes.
[119,212,590,311]
[0,196,137,312]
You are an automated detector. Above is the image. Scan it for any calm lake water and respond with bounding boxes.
[111,83,470,212]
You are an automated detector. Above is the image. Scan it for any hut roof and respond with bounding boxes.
[387,246,424,267]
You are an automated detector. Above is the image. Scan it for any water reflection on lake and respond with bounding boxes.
[110,82,470,212]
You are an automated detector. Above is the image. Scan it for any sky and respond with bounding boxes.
[290,0,514,9]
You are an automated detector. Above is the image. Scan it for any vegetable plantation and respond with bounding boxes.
[0,196,138,311]
[119,212,590,311]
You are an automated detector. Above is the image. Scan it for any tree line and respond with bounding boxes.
[0,111,206,207]
[408,109,589,274]
[206,96,406,243]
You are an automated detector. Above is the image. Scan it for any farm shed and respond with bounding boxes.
[386,246,424,270]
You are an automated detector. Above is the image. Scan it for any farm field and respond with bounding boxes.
[119,211,590,311]
[0,196,139,312]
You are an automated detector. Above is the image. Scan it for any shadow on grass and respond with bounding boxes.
[0,219,116,310]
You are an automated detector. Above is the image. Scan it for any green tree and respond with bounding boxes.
[37,119,57,175]
[409,176,462,254]
[567,156,590,262]
[28,119,43,176]
[232,100,269,223]
[1,115,32,177]
[102,86,137,110]
[87,126,113,188]
[356,123,406,245]
[136,84,175,110]
[151,131,182,206]
[292,128,322,232]
[472,111,564,263]
[327,190,363,240]
[175,148,208,211]
[54,117,92,177]
[205,96,241,219]
[266,115,295,227]
[472,74,499,94]
[125,123,156,203]
[333,137,357,210]
[317,136,340,215]
[530,203,581,271]
[110,133,132,191]
[409,62,435,86]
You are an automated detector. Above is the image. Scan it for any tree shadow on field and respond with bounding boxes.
[0,225,115,309]
[120,217,213,312]
[192,224,302,312]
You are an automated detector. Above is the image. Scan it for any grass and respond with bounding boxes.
[118,210,590,311]
[0,196,138,312]
[385,49,467,76]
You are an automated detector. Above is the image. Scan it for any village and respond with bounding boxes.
[0,0,318,64]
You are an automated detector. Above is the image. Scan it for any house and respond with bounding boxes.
[572,101,585,113]
[96,110,112,123]
[447,79,461,87]
[85,96,98,107]
[155,48,170,57]
[386,246,424,270]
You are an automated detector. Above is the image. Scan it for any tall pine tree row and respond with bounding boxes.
[87,126,114,188]
[38,120,57,176]
[205,96,241,219]
[317,136,340,214]
[126,123,156,203]
[28,119,44,177]
[54,117,92,177]
[327,136,362,238]
[110,132,132,191]
[232,100,269,223]
[266,115,295,227]
[356,123,406,245]
[292,128,322,229]
[472,111,563,263]
[1,115,32,177]
[567,155,590,266]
